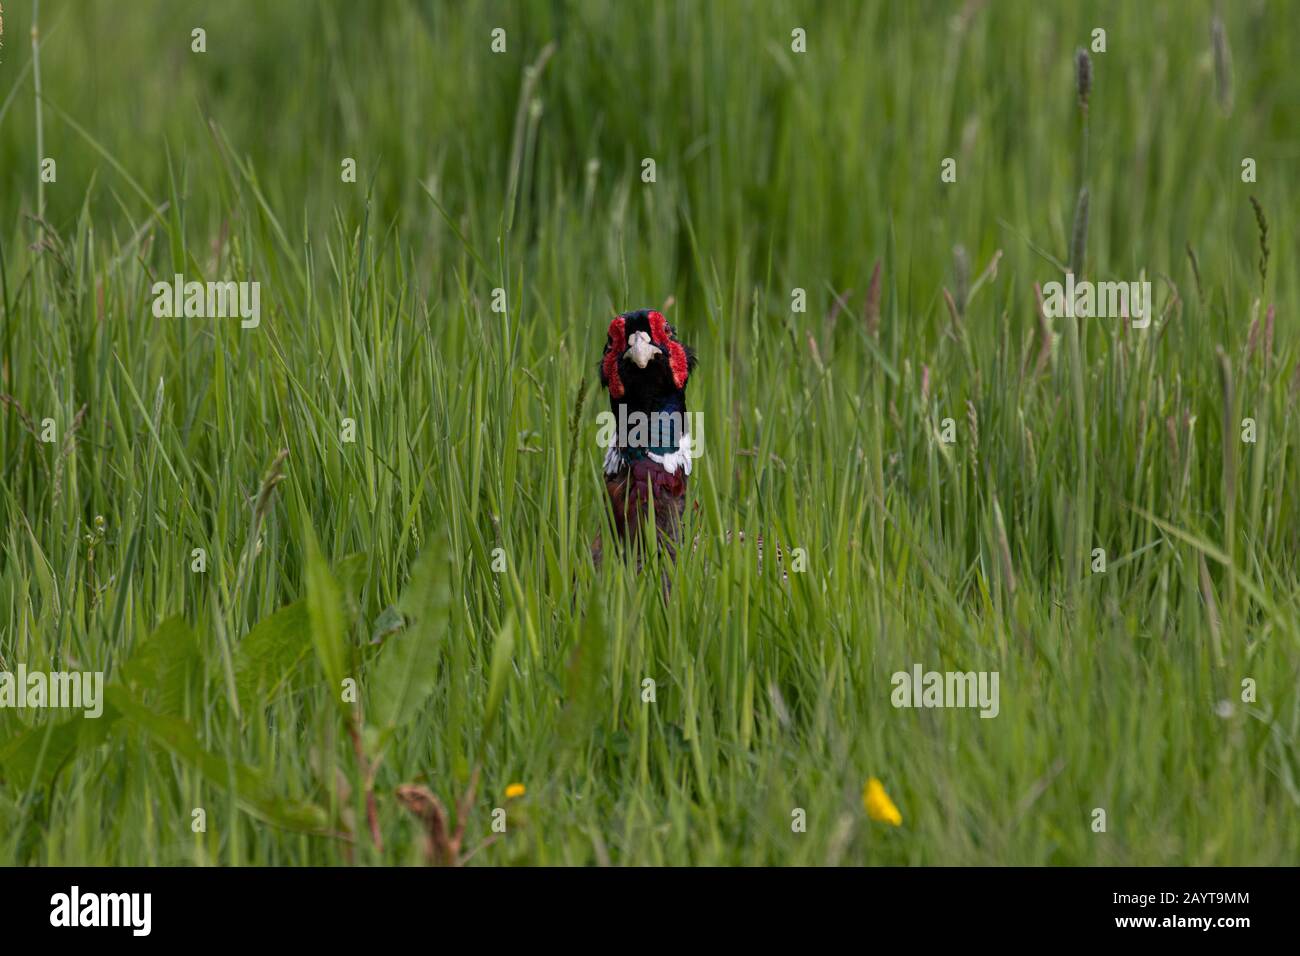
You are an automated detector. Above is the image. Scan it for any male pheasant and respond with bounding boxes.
[596,308,696,559]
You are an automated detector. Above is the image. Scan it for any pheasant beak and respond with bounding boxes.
[624,330,662,369]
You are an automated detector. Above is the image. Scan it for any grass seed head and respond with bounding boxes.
[864,258,882,337]
[1075,47,1092,113]
[1212,16,1233,113]
[1249,195,1269,292]
[952,244,970,316]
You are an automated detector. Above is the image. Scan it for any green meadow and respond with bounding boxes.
[1,0,1298,865]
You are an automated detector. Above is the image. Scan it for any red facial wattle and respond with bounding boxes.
[647,310,688,389]
[603,316,628,398]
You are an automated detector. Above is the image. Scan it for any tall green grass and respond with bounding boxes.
[1,0,1298,864]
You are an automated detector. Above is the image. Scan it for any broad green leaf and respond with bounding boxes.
[481,613,516,741]
[234,600,313,704]
[556,593,609,757]
[107,687,329,833]
[369,605,406,644]
[0,707,120,790]
[335,552,371,620]
[368,548,449,733]
[120,615,201,717]
[301,519,348,703]
[22,519,60,621]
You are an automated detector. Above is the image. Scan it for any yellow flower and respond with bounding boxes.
[863,777,902,826]
[505,783,526,800]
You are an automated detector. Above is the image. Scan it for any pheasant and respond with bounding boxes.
[595,308,696,559]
